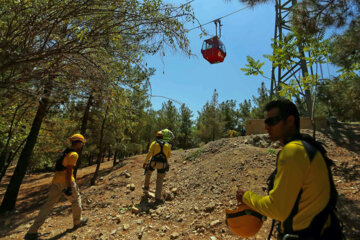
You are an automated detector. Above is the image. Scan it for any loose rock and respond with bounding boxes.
[123,224,130,231]
[126,184,135,191]
[170,232,180,239]
[210,220,221,227]
[204,202,216,213]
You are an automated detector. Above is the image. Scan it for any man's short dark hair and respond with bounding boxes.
[265,99,300,131]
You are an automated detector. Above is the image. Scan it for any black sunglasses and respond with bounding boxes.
[264,115,283,126]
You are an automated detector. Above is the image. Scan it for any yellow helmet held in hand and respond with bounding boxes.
[225,204,265,238]
[69,134,86,143]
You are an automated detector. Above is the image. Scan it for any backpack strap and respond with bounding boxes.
[55,148,74,172]
[267,151,281,192]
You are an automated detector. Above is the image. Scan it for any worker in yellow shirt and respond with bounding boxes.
[25,134,88,240]
[143,131,171,204]
[236,100,344,239]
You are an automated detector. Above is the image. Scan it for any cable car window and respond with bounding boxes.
[202,42,211,51]
[219,44,226,53]
[206,42,212,50]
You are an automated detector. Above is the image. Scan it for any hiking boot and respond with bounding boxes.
[154,199,164,205]
[24,232,40,240]
[73,217,88,229]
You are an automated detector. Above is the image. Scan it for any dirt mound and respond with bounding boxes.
[1,124,359,239]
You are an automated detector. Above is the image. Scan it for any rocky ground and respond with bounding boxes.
[0,123,359,240]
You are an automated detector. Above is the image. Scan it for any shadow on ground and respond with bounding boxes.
[319,123,360,153]
[0,161,127,238]
[135,195,164,214]
[338,194,360,239]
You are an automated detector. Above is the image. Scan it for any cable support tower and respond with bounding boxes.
[270,0,313,117]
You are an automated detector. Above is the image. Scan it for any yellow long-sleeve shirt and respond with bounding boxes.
[243,140,330,232]
[144,140,171,164]
[52,151,78,184]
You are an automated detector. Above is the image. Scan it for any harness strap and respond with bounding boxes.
[283,189,303,233]
[147,140,168,172]
[151,140,167,162]
[157,140,164,153]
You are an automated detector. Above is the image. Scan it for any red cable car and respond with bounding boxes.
[201,19,226,64]
[201,36,226,64]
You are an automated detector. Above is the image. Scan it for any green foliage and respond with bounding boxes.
[249,82,270,119]
[291,0,360,35]
[238,0,359,122]
[0,0,195,175]
[238,99,252,125]
[2,0,358,177]
[238,0,359,37]
[197,89,225,143]
[178,104,193,149]
[278,74,319,100]
[330,18,360,70]
[241,31,331,118]
[185,148,205,161]
[266,148,277,155]
[240,56,265,76]
[317,74,360,121]
[119,205,133,213]
[219,100,238,132]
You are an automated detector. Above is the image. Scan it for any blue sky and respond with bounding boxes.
[145,0,336,116]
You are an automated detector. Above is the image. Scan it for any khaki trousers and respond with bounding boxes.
[144,169,165,200]
[28,181,82,233]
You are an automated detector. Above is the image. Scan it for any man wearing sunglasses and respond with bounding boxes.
[236,100,343,239]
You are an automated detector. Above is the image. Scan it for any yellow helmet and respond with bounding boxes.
[225,204,265,238]
[156,131,163,137]
[69,134,86,143]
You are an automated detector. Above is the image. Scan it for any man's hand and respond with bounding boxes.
[143,163,147,169]
[64,187,72,196]
[236,187,246,203]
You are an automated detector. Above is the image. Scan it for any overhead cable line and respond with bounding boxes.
[177,0,195,9]
[150,95,184,105]
[187,5,251,32]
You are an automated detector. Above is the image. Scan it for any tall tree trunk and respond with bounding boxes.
[73,93,93,180]
[298,45,313,117]
[107,147,111,162]
[0,137,26,183]
[0,152,12,183]
[90,106,108,186]
[88,154,93,166]
[0,85,52,212]
[0,103,22,174]
[113,149,118,166]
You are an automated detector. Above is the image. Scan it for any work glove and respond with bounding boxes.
[64,187,72,196]
[236,187,246,204]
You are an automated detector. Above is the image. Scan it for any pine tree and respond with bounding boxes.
[178,104,193,149]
